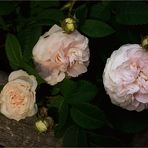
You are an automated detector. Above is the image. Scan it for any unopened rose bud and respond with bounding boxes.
[141,36,148,50]
[35,120,48,133]
[35,117,54,133]
[61,18,77,33]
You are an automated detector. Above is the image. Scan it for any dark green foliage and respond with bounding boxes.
[21,62,44,85]
[0,0,148,147]
[58,101,69,128]
[60,79,98,104]
[17,25,42,62]
[0,2,17,16]
[115,2,148,25]
[63,125,87,147]
[5,34,23,69]
[70,103,106,129]
[89,2,111,22]
[75,4,88,26]
[80,19,115,38]
[60,79,78,97]
[54,79,102,138]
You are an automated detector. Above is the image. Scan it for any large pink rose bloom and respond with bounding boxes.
[103,44,148,112]
[33,25,89,85]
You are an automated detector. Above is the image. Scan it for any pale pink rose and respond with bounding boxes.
[103,44,148,112]
[32,24,89,85]
[0,70,37,121]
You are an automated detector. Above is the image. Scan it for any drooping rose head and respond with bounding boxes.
[32,24,89,85]
[103,44,148,112]
[0,70,37,121]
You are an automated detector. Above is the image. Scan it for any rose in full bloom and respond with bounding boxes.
[103,44,148,112]
[0,70,37,121]
[32,24,89,85]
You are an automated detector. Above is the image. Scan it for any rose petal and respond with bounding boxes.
[67,63,87,77]
[135,93,148,103]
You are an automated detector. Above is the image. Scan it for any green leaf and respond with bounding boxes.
[18,25,42,62]
[35,9,64,23]
[60,79,77,97]
[116,2,148,25]
[71,103,106,129]
[54,124,66,138]
[21,62,44,85]
[80,19,115,38]
[58,101,69,128]
[0,2,17,16]
[75,4,88,25]
[89,132,122,147]
[54,101,69,137]
[30,1,61,25]
[48,96,64,109]
[89,2,111,21]
[60,79,97,104]
[66,80,98,104]
[5,33,23,69]
[30,1,60,10]
[51,86,60,96]
[63,125,87,147]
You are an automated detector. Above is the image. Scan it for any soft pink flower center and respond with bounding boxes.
[5,85,26,108]
[114,50,148,103]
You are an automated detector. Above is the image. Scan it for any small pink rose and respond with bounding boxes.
[32,25,89,85]
[103,44,148,112]
[0,70,37,121]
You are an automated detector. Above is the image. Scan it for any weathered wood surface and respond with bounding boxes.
[0,114,61,147]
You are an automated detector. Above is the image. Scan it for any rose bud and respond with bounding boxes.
[35,117,54,133]
[61,17,77,33]
[35,120,48,133]
[142,36,148,50]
